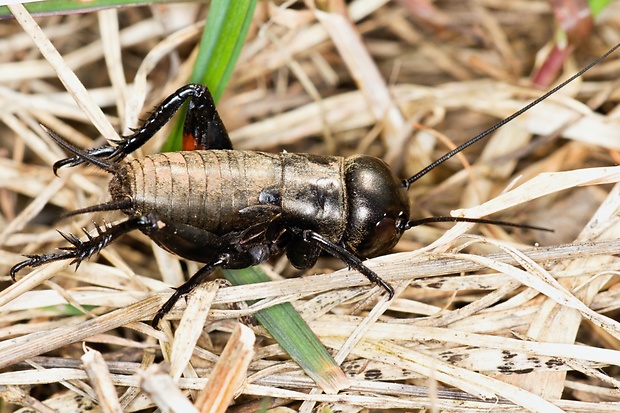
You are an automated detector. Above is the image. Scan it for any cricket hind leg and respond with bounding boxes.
[10,210,268,327]
[144,219,275,327]
[53,84,232,170]
[9,214,161,280]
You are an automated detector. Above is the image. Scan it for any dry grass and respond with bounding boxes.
[1,1,620,412]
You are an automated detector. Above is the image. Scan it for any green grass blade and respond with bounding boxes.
[223,267,348,394]
[190,0,256,101]
[153,0,346,393]
[0,0,184,19]
[589,0,613,16]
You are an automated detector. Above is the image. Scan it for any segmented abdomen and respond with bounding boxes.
[120,150,281,233]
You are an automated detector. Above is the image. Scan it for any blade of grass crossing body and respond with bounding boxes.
[163,0,347,393]
[162,0,257,152]
[224,267,348,394]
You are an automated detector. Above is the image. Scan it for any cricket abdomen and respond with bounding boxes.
[110,150,281,234]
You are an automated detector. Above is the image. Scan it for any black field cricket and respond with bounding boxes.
[10,44,620,327]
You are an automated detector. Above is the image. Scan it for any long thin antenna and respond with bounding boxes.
[403,42,620,189]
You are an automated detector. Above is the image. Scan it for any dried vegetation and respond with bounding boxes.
[1,1,620,412]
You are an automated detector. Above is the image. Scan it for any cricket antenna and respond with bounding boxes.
[403,42,620,189]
